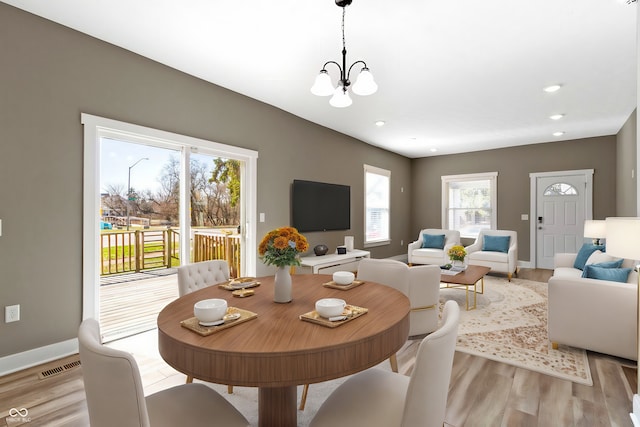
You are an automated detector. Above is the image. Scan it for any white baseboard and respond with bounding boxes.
[631,394,640,426]
[0,338,79,377]
[517,260,533,269]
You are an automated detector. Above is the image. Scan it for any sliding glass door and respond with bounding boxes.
[82,113,258,324]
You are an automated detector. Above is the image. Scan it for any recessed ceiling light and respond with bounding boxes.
[375,120,385,127]
[543,84,562,93]
[553,131,565,137]
[549,114,564,120]
[430,148,438,153]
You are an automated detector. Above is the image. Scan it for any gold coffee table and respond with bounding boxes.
[440,265,491,310]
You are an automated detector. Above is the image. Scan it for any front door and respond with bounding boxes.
[533,171,592,269]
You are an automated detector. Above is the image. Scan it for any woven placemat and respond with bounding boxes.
[218,277,261,291]
[322,280,365,290]
[181,307,257,336]
[300,305,368,328]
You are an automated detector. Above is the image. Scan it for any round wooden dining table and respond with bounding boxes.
[157,274,410,427]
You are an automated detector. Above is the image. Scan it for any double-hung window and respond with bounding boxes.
[364,164,390,246]
[442,172,497,239]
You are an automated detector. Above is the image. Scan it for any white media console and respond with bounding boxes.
[297,249,370,274]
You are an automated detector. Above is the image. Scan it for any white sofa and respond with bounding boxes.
[548,252,638,361]
[407,229,461,266]
[465,229,518,281]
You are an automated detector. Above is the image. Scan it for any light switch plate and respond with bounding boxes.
[5,305,20,323]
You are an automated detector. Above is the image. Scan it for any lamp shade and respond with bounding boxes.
[311,70,335,96]
[605,217,640,260]
[329,85,353,108]
[583,220,606,239]
[352,68,378,96]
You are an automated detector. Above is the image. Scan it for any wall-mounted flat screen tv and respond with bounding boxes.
[292,179,350,232]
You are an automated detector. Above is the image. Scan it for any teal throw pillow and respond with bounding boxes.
[591,259,624,269]
[482,235,510,253]
[582,265,632,283]
[422,234,445,249]
[581,259,624,277]
[573,243,606,270]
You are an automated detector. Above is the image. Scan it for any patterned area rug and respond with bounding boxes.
[440,275,593,386]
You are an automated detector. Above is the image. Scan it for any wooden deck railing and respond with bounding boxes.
[100,229,240,277]
[193,232,241,278]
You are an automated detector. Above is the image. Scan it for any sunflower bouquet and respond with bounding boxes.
[258,226,309,267]
[447,245,467,262]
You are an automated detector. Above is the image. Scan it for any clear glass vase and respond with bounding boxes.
[451,259,466,270]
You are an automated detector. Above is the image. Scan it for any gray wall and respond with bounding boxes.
[410,136,619,261]
[617,109,637,215]
[0,4,411,358]
[0,2,629,362]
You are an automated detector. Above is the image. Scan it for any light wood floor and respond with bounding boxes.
[1,269,637,426]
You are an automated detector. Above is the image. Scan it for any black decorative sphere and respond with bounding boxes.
[314,244,329,256]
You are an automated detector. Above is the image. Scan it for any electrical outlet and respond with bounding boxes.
[5,305,20,323]
[401,240,404,246]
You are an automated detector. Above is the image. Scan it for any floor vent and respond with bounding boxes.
[38,358,81,380]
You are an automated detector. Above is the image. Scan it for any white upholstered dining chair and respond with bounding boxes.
[300,258,441,412]
[357,258,441,337]
[177,259,234,391]
[309,300,460,427]
[78,318,250,427]
[177,259,230,297]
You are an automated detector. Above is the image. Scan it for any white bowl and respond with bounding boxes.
[194,298,228,322]
[315,298,346,318]
[333,271,355,285]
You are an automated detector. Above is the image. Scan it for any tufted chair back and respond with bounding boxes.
[177,260,230,297]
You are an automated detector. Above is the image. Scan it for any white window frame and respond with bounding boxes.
[441,172,498,239]
[81,113,258,321]
[364,164,391,247]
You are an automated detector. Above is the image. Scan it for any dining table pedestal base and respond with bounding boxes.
[258,385,297,427]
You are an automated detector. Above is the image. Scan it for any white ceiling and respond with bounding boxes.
[3,0,637,158]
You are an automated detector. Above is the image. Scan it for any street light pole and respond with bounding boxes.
[126,157,149,230]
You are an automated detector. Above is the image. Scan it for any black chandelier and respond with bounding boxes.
[310,0,377,107]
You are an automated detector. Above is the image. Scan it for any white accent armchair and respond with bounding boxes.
[309,300,460,427]
[78,318,250,427]
[408,228,461,266]
[177,260,230,297]
[357,258,441,337]
[465,229,518,281]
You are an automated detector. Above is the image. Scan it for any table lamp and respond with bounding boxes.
[583,219,606,245]
[605,217,640,425]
